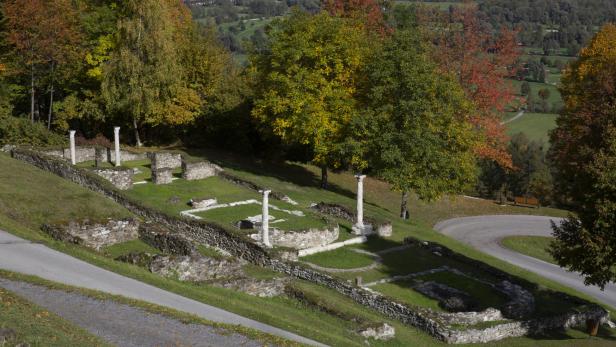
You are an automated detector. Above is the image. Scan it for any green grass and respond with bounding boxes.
[302,247,376,269]
[506,113,558,144]
[372,281,444,311]
[103,240,159,259]
[510,79,562,107]
[3,150,616,346]
[501,236,556,265]
[0,286,111,347]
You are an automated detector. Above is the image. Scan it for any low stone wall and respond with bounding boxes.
[149,152,182,170]
[312,202,392,237]
[95,147,107,167]
[42,146,95,163]
[138,222,195,256]
[108,148,148,162]
[182,161,223,180]
[11,147,609,345]
[152,168,173,184]
[91,168,134,190]
[268,226,339,250]
[42,218,139,250]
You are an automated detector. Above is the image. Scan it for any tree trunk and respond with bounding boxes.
[320,165,328,189]
[47,62,55,130]
[30,64,35,123]
[400,191,409,219]
[133,117,142,147]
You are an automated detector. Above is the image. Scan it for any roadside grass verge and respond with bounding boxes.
[501,236,556,265]
[0,284,111,347]
[0,270,302,347]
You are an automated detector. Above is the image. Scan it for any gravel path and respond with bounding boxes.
[0,278,265,347]
[434,215,616,308]
[0,229,325,347]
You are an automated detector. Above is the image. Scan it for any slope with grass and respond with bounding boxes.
[505,113,558,145]
[0,286,110,347]
[1,151,615,346]
[501,235,556,265]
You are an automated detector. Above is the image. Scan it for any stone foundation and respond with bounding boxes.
[190,198,218,209]
[152,168,173,184]
[496,281,535,319]
[415,281,479,312]
[42,219,139,250]
[359,323,396,341]
[108,148,147,162]
[253,226,339,250]
[150,254,244,282]
[92,168,134,190]
[149,152,182,171]
[213,277,287,298]
[138,223,195,256]
[182,161,222,180]
[95,147,107,167]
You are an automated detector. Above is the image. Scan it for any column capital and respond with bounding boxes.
[259,189,272,195]
[354,174,366,181]
[114,126,120,132]
[69,130,76,135]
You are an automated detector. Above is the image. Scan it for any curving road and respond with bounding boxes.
[434,215,616,308]
[0,229,325,347]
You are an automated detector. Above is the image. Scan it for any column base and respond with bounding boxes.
[352,224,374,236]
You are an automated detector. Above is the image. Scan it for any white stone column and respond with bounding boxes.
[353,174,367,235]
[114,126,121,167]
[261,190,272,248]
[69,130,76,165]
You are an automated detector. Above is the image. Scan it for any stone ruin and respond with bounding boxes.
[92,167,134,190]
[149,152,182,171]
[252,226,340,250]
[152,167,173,185]
[182,160,223,181]
[42,218,139,250]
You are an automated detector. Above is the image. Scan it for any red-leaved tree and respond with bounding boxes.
[322,0,391,35]
[424,4,520,169]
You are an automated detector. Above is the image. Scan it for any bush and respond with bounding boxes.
[0,115,66,146]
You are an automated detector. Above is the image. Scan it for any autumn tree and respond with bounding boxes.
[251,10,372,188]
[548,24,616,288]
[357,29,477,218]
[322,0,391,35]
[102,0,200,146]
[2,0,81,126]
[422,4,520,169]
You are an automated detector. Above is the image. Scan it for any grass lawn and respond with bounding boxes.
[302,247,376,269]
[0,286,111,347]
[506,113,558,145]
[501,236,556,265]
[2,151,616,346]
[103,239,159,259]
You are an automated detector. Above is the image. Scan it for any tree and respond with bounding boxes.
[548,24,616,288]
[538,88,551,101]
[521,81,531,96]
[2,0,81,125]
[425,4,520,170]
[251,10,372,188]
[102,0,200,146]
[322,0,391,35]
[358,29,477,219]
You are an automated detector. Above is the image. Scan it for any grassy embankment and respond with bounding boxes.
[0,286,111,347]
[1,151,615,346]
[501,236,556,265]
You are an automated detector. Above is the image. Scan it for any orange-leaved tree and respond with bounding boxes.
[423,4,520,169]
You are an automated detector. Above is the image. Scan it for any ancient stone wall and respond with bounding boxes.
[182,161,222,180]
[42,218,139,250]
[108,148,148,162]
[149,152,182,170]
[267,226,339,250]
[92,168,134,190]
[11,147,608,345]
[152,168,173,185]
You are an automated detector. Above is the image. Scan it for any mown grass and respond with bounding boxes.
[103,239,159,259]
[506,113,558,145]
[0,286,111,347]
[301,247,376,269]
[501,236,556,265]
[2,151,616,346]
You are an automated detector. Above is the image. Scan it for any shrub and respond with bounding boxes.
[0,115,66,146]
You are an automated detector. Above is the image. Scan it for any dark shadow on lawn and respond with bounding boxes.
[183,147,358,201]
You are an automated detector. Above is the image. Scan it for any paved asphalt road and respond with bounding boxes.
[0,229,326,347]
[434,215,616,308]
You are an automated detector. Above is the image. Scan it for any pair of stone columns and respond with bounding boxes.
[68,127,121,166]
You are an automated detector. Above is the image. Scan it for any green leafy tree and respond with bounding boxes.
[251,10,372,188]
[520,81,531,96]
[358,30,477,218]
[102,0,200,146]
[548,24,616,288]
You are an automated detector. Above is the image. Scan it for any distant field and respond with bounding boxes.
[506,113,558,145]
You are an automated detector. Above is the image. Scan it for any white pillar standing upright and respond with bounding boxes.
[69,130,76,165]
[114,126,121,167]
[353,174,366,234]
[261,190,272,248]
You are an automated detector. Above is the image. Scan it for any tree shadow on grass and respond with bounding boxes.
[183,147,358,201]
